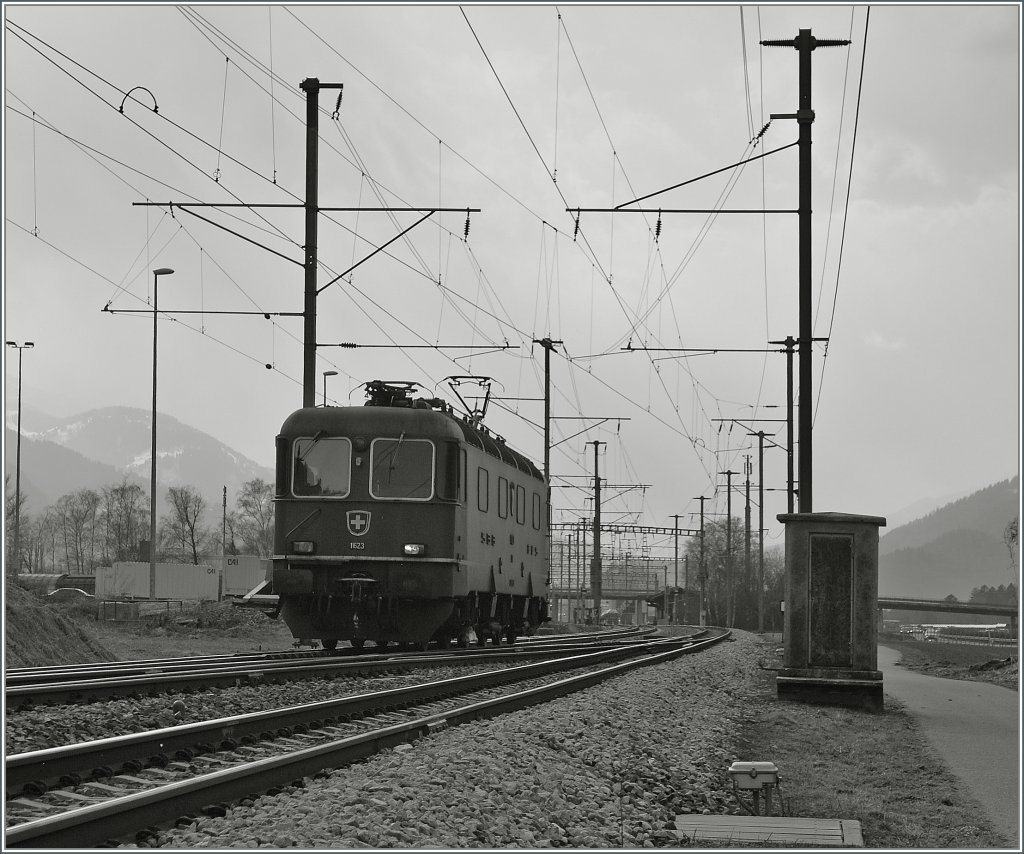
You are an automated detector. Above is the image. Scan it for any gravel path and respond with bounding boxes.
[122,631,761,849]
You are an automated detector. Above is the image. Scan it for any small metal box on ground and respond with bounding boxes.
[728,761,781,816]
[728,761,779,789]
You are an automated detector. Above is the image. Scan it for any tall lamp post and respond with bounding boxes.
[5,340,34,576]
[322,370,338,407]
[150,267,174,600]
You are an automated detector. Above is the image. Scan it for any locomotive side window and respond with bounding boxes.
[532,492,542,530]
[275,436,289,497]
[477,467,489,512]
[497,476,508,518]
[461,450,468,503]
[292,436,352,498]
[370,436,434,500]
[438,441,461,502]
[516,485,526,525]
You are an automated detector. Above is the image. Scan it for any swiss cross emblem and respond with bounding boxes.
[347,510,371,537]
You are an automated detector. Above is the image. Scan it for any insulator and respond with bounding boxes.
[573,209,581,241]
[655,214,662,242]
[464,210,471,239]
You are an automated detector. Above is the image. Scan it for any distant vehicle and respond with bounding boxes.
[47,588,95,601]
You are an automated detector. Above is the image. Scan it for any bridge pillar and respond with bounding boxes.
[776,512,887,713]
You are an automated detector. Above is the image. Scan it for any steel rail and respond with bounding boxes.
[6,632,728,848]
[6,634,664,705]
[5,627,652,686]
[6,637,701,794]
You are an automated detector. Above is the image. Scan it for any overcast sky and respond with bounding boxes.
[3,3,1020,555]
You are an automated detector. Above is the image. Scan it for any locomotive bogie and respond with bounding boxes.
[272,393,549,649]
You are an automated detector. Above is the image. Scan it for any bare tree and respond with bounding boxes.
[18,514,45,573]
[52,489,101,573]
[5,474,29,574]
[33,507,60,573]
[162,485,212,565]
[683,517,748,627]
[5,475,15,572]
[102,480,149,563]
[235,478,274,557]
[224,510,242,556]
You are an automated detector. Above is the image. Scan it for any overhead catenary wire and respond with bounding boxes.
[11,16,524,372]
[814,6,871,426]
[461,7,722,468]
[8,14,598,499]
[214,56,230,182]
[267,6,277,184]
[9,7,812,521]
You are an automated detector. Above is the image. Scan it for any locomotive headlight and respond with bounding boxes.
[292,540,316,555]
[403,543,426,556]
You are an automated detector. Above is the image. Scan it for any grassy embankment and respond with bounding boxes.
[732,634,1016,849]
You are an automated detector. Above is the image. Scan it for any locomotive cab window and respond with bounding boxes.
[292,436,352,497]
[370,436,434,500]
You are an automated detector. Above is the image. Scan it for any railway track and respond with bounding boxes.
[5,627,669,707]
[5,630,727,848]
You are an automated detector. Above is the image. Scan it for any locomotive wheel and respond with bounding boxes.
[505,628,517,645]
[435,635,451,650]
[350,639,366,650]
[456,630,471,649]
[375,639,389,649]
[321,639,339,652]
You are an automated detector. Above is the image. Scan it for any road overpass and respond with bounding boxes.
[879,597,1018,635]
[878,597,1017,619]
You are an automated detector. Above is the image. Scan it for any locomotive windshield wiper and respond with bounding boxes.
[388,432,406,484]
[297,429,328,463]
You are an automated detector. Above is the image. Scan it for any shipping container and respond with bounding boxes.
[100,562,220,601]
[222,555,271,597]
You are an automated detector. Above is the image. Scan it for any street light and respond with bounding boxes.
[150,267,174,601]
[322,370,338,407]
[5,340,34,576]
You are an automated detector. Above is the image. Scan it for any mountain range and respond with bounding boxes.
[4,407,1019,602]
[878,476,1019,601]
[4,406,273,518]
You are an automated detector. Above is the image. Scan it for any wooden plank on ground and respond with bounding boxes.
[674,815,865,847]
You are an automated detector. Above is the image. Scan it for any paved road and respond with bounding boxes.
[878,645,1020,847]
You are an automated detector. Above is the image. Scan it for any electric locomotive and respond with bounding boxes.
[272,380,550,650]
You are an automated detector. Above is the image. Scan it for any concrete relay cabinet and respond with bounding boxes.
[776,512,886,712]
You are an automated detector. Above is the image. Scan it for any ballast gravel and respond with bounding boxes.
[124,631,764,849]
[5,663,522,754]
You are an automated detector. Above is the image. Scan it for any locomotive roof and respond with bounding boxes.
[279,406,543,480]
